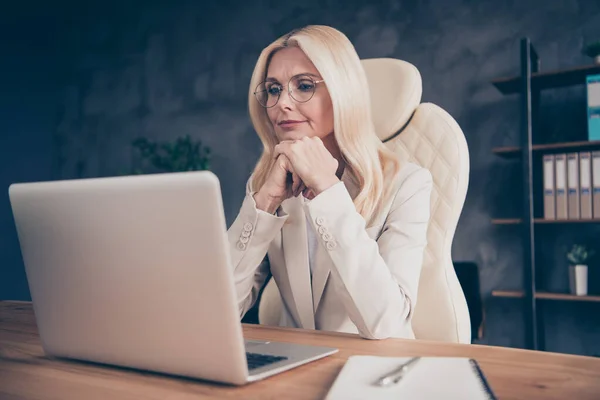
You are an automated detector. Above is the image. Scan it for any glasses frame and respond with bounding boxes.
[253,74,325,108]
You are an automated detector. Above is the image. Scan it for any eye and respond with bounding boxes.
[266,84,283,96]
[295,79,315,92]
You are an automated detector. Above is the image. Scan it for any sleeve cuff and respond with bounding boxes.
[303,181,359,248]
[303,181,353,212]
[229,191,289,254]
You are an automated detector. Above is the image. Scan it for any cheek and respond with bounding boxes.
[316,96,334,132]
[266,108,278,125]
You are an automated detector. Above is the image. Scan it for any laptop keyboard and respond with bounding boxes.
[246,352,288,370]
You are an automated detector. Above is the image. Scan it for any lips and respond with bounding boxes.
[278,120,305,126]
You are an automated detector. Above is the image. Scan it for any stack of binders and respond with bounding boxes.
[543,151,600,220]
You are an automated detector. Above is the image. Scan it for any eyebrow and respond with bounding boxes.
[264,72,321,82]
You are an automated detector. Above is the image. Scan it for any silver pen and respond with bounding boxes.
[373,357,421,387]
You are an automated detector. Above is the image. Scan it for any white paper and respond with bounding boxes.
[588,80,600,108]
[325,356,494,400]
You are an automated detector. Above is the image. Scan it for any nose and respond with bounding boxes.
[277,86,294,110]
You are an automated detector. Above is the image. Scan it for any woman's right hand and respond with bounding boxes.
[254,154,305,214]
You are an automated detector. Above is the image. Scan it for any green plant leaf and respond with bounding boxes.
[582,40,600,57]
[130,135,212,174]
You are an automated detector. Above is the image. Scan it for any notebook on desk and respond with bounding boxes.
[325,355,497,400]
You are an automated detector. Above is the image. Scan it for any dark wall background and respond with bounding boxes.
[2,0,600,355]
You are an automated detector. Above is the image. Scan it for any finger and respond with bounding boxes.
[297,182,306,197]
[273,141,294,159]
[279,154,294,173]
[292,172,301,196]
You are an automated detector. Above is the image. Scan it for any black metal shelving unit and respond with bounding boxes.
[489,38,600,351]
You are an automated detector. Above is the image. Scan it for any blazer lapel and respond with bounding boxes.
[311,168,361,314]
[279,196,315,330]
[311,242,330,314]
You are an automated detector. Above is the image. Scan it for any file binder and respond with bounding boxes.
[543,154,555,219]
[587,74,600,141]
[325,356,497,400]
[593,151,600,219]
[555,153,568,220]
[567,152,580,219]
[580,152,592,219]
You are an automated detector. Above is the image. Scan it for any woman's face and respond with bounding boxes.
[264,47,334,142]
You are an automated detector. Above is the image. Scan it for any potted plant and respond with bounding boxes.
[582,40,600,64]
[130,135,211,174]
[566,244,595,296]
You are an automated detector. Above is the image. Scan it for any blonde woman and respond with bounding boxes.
[227,25,432,340]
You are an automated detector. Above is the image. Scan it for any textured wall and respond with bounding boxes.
[10,0,600,355]
[0,4,62,301]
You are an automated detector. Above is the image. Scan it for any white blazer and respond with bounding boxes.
[227,162,432,340]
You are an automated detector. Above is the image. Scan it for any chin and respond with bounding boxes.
[277,130,313,141]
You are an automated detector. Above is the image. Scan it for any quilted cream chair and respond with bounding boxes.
[258,58,471,344]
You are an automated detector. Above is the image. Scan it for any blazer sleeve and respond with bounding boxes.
[227,179,288,317]
[303,166,433,339]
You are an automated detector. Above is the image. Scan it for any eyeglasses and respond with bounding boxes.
[254,74,325,108]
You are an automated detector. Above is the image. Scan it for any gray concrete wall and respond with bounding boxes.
[0,5,59,300]
[3,0,600,356]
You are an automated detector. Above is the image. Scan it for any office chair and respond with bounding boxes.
[258,58,471,344]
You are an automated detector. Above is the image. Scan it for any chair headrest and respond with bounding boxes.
[361,58,423,142]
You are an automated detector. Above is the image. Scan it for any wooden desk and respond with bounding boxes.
[1,301,599,399]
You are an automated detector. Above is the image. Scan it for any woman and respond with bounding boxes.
[227,25,432,340]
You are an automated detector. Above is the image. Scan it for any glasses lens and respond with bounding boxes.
[290,75,316,103]
[255,82,281,108]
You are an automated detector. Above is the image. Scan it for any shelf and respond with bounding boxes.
[492,140,600,159]
[492,218,600,225]
[492,290,525,298]
[534,218,600,224]
[536,292,600,302]
[492,290,600,302]
[491,218,523,225]
[491,64,600,94]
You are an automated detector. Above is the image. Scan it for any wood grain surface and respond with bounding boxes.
[2,301,599,399]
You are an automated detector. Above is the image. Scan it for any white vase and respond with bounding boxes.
[569,265,588,296]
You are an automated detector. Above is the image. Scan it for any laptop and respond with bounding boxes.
[8,171,338,385]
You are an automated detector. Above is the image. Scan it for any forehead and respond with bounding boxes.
[266,47,320,81]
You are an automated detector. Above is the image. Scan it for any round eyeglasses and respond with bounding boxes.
[254,74,325,108]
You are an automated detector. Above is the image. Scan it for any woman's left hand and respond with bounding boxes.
[274,137,340,197]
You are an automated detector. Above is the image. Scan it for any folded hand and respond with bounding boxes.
[274,137,340,197]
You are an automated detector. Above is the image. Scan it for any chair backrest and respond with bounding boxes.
[259,58,471,344]
[362,58,471,343]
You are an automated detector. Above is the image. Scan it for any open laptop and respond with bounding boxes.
[8,171,337,385]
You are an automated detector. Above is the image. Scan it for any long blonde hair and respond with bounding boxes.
[248,25,400,225]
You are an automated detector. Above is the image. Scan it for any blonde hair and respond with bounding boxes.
[248,25,401,225]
